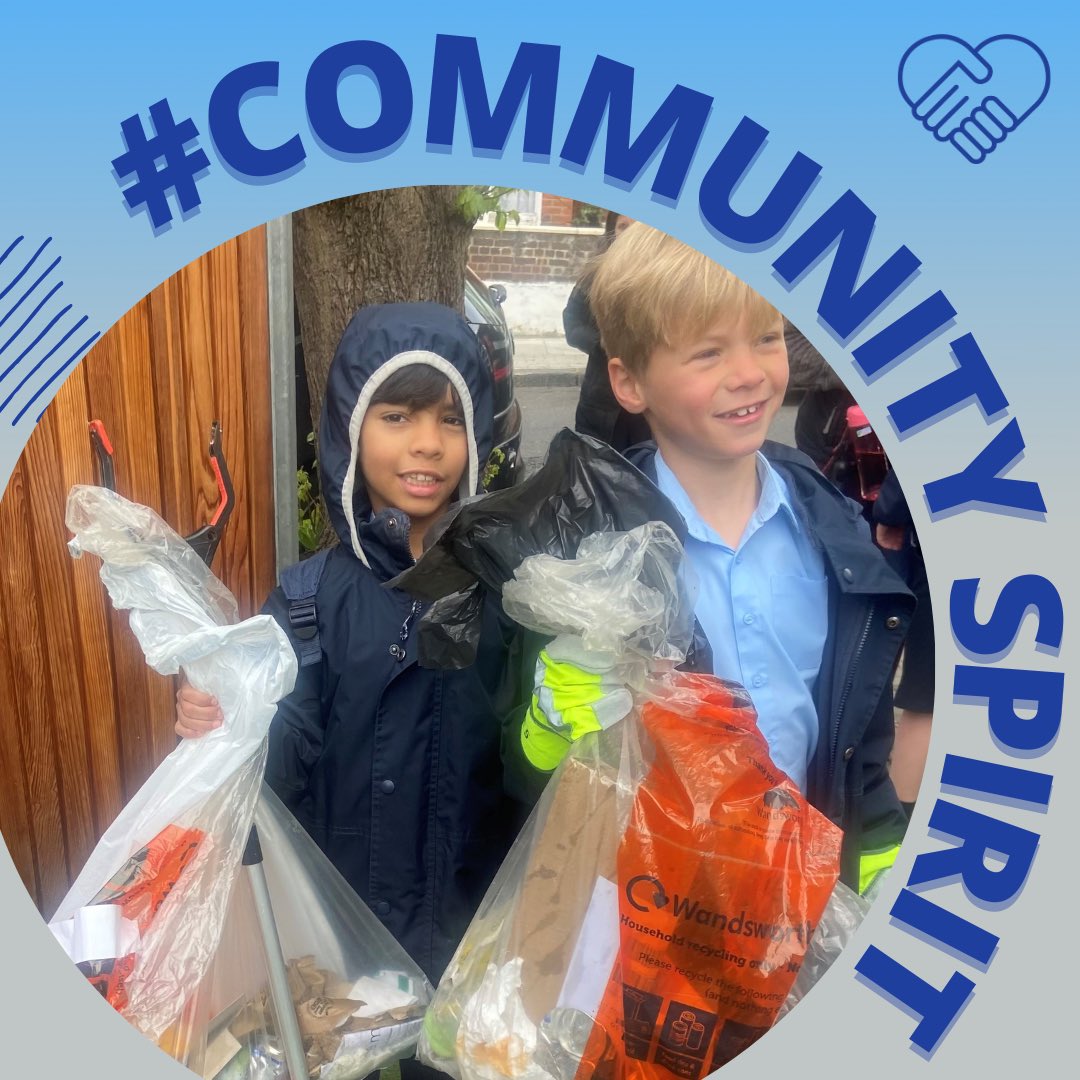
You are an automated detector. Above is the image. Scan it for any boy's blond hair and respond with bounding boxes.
[589,223,781,375]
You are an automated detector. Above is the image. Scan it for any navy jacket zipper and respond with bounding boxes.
[829,602,875,809]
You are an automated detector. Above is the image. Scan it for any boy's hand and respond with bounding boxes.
[175,681,224,739]
[874,523,905,551]
[520,634,634,771]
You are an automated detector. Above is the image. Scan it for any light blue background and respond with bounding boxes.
[0,2,1076,1077]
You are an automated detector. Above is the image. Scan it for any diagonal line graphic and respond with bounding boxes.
[0,303,73,386]
[0,236,100,425]
[0,236,24,268]
[16,330,101,425]
[0,313,85,414]
[0,236,52,305]
[0,261,62,337]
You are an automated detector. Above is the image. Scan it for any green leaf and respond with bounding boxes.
[459,185,521,226]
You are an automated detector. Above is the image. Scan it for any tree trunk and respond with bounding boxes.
[293,186,475,435]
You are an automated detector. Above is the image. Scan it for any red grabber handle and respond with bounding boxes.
[184,421,234,566]
[88,420,116,492]
[88,419,232,567]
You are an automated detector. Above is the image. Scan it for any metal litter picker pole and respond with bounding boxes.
[184,425,309,1077]
[200,431,305,1079]
[243,826,309,1080]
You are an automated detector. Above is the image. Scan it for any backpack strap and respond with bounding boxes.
[278,549,331,668]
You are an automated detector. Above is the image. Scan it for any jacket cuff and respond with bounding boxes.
[859,843,901,895]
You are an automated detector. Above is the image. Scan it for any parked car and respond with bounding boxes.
[464,266,522,490]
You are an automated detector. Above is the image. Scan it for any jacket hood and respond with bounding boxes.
[319,302,494,568]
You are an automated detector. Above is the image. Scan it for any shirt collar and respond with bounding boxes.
[654,449,803,549]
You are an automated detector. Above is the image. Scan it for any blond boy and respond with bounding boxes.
[525,225,913,893]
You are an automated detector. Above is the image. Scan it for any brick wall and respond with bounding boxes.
[540,195,575,226]
[468,226,605,283]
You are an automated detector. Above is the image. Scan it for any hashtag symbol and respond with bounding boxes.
[111,99,211,230]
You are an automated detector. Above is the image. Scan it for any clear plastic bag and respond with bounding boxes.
[501,523,694,665]
[190,786,433,1080]
[49,486,298,1048]
[419,526,844,1080]
[776,881,869,1020]
[52,487,432,1078]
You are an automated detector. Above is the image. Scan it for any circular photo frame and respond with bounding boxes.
[0,7,1071,1080]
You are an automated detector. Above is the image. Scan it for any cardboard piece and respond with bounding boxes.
[508,751,620,1023]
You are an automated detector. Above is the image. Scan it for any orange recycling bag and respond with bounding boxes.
[576,674,841,1080]
[419,670,842,1080]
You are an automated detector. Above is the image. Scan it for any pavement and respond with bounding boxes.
[512,335,585,387]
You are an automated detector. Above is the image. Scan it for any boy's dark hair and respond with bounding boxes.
[371,363,463,413]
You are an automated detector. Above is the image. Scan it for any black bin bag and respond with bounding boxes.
[390,430,686,669]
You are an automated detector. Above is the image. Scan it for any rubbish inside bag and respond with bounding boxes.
[186,787,433,1079]
[576,679,841,1078]
[418,528,845,1080]
[63,784,434,1080]
[390,429,688,668]
[75,823,206,1011]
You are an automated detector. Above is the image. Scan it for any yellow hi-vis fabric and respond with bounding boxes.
[520,637,633,771]
[859,843,901,895]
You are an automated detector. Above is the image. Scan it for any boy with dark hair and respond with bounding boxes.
[175,303,525,999]
[522,225,913,893]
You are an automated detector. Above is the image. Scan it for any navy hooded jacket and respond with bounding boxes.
[263,303,526,980]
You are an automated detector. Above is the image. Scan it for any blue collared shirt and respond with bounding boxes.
[654,451,828,791]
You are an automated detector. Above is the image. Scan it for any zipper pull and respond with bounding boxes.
[389,601,422,662]
[399,600,422,643]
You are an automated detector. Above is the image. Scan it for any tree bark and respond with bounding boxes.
[293,186,475,434]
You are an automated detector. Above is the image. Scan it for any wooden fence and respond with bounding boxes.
[0,225,278,916]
